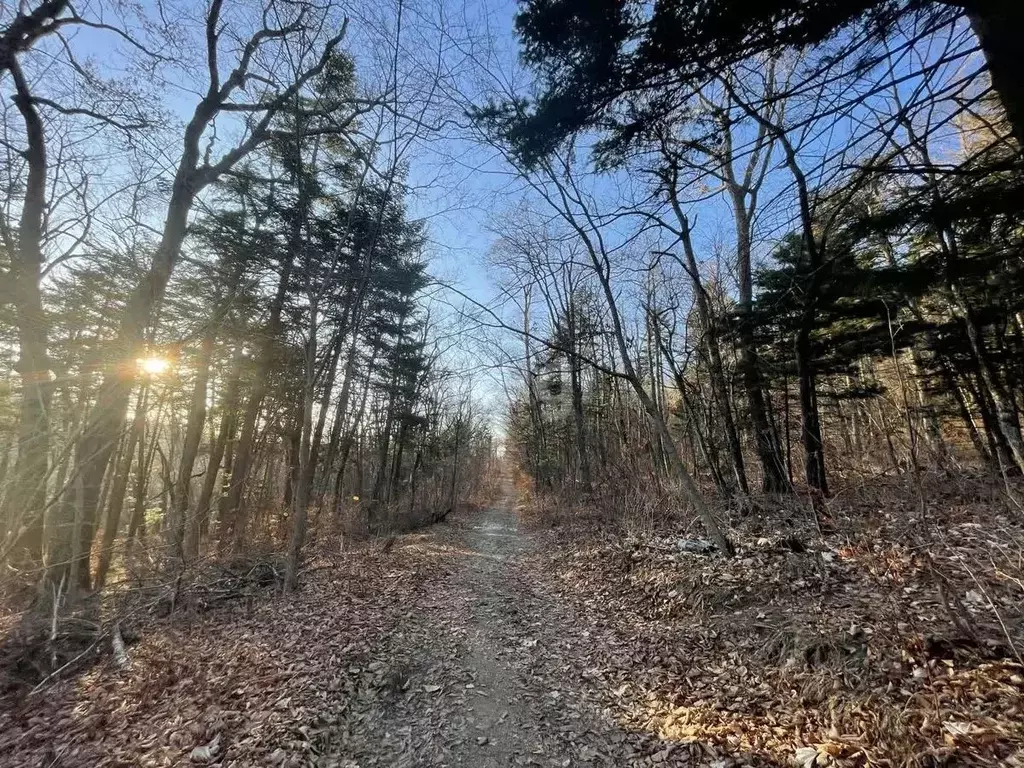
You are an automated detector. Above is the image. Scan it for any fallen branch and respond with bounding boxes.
[112,623,129,669]
[28,635,103,697]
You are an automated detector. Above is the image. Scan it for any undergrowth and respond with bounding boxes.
[520,471,1024,766]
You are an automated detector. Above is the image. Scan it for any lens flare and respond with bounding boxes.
[137,357,170,376]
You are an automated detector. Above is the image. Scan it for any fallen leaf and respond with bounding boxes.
[190,734,221,763]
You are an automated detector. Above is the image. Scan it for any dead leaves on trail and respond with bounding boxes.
[523,489,1024,767]
[0,553,429,768]
[4,485,1024,767]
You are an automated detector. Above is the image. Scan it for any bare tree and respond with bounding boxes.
[0,53,51,562]
[485,141,734,554]
[66,0,351,589]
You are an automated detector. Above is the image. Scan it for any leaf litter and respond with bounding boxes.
[520,476,1024,767]
[3,477,1022,767]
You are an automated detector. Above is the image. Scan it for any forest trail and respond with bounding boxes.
[3,487,691,768]
[7,486,1019,767]
[336,487,650,767]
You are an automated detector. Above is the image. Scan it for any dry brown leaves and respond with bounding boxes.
[4,477,1023,768]
[0,551,434,768]
[521,477,1024,767]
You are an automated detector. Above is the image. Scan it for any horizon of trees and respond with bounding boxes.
[3,0,1024,613]
[471,1,1024,552]
[0,0,495,604]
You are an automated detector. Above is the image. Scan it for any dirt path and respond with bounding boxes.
[2,491,690,768]
[332,491,651,767]
[7,487,1021,767]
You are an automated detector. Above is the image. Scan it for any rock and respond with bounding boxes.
[674,539,715,554]
[189,734,221,763]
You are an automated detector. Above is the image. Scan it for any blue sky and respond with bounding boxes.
[14,0,981,426]
[37,0,742,318]
[35,0,529,417]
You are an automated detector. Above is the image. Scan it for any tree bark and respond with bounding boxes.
[93,387,147,589]
[4,59,52,565]
[333,347,378,507]
[169,334,214,561]
[194,347,242,554]
[68,5,347,584]
[567,297,592,492]
[956,296,1024,471]
[224,156,309,552]
[522,289,548,490]
[126,405,152,542]
[728,191,789,493]
[795,324,828,496]
[307,328,345,482]
[320,336,361,499]
[965,0,1024,150]
[74,174,198,588]
[567,192,733,554]
[676,218,748,495]
[222,248,296,552]
[934,217,1024,472]
[284,308,318,591]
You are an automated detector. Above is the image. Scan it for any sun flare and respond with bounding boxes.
[137,357,170,376]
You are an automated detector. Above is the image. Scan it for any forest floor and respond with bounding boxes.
[2,477,1024,767]
[1,488,684,768]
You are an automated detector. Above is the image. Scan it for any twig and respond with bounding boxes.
[49,573,65,672]
[43,746,67,768]
[28,636,103,697]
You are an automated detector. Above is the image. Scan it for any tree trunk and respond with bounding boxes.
[194,347,241,554]
[390,423,408,499]
[725,155,789,494]
[222,248,296,552]
[777,123,829,497]
[214,417,239,543]
[580,217,732,554]
[677,222,748,495]
[169,334,214,562]
[567,300,592,492]
[126,409,152,542]
[372,393,397,506]
[74,177,197,589]
[522,289,548,491]
[936,217,1024,472]
[653,322,730,496]
[909,349,947,466]
[966,0,1024,150]
[334,352,377,507]
[5,59,51,566]
[795,325,828,496]
[284,310,318,592]
[283,426,300,511]
[943,363,993,468]
[969,368,1017,473]
[93,386,147,589]
[679,378,730,495]
[957,299,1024,471]
[448,420,463,510]
[307,328,345,485]
[319,332,367,499]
